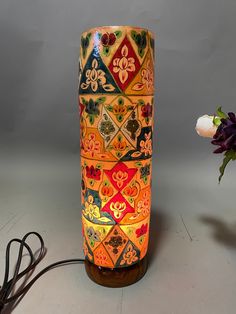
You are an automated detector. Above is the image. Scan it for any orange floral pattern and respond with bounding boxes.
[79,26,154,268]
[120,243,138,265]
[83,133,101,157]
[113,45,135,84]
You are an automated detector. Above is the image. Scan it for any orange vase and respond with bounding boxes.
[79,25,154,287]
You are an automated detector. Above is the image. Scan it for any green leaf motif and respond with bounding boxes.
[98,217,111,223]
[218,150,236,183]
[96,97,106,104]
[81,33,91,58]
[216,106,227,119]
[81,97,87,105]
[138,48,145,57]
[131,30,137,40]
[106,105,113,111]
[213,116,221,127]
[138,99,145,106]
[114,30,122,38]
[103,46,110,56]
[89,115,94,125]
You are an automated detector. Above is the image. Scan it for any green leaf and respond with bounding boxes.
[114,30,122,38]
[98,217,111,223]
[138,48,145,57]
[117,115,123,122]
[135,162,142,167]
[106,105,113,111]
[81,97,87,105]
[103,46,110,56]
[89,115,94,125]
[213,116,222,127]
[143,176,148,184]
[131,30,137,40]
[216,106,227,119]
[96,97,106,103]
[118,97,124,105]
[218,150,236,183]
[138,99,145,106]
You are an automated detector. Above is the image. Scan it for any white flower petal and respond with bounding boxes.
[195,115,218,138]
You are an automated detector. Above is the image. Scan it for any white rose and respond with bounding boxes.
[195,115,218,138]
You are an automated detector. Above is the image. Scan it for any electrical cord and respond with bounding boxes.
[0,232,85,313]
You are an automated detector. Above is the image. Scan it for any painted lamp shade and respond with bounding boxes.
[79,26,154,269]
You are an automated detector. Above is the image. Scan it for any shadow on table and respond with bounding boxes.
[200,215,236,249]
[147,208,169,267]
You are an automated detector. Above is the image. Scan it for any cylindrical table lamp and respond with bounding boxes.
[79,25,154,287]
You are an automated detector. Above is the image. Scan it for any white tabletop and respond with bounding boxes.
[0,147,235,314]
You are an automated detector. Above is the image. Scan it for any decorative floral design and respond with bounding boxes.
[112,138,127,151]
[105,229,127,254]
[86,165,101,180]
[84,195,101,221]
[131,30,147,57]
[101,32,116,46]
[112,170,128,189]
[94,249,110,266]
[120,243,138,265]
[110,202,127,219]
[81,59,115,92]
[99,31,122,56]
[81,97,106,125]
[83,194,111,223]
[83,133,101,157]
[81,32,91,58]
[132,58,154,91]
[99,119,115,136]
[109,134,128,158]
[140,132,152,156]
[130,190,150,220]
[101,184,114,197]
[106,97,133,123]
[123,185,138,197]
[140,164,150,178]
[141,102,153,119]
[135,223,148,238]
[126,111,140,140]
[85,99,100,115]
[137,192,150,216]
[87,227,101,247]
[139,163,150,184]
[113,45,135,84]
[80,27,154,268]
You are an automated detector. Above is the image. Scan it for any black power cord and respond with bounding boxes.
[0,232,85,313]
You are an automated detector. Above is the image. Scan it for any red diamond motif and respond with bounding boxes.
[101,192,135,223]
[104,162,137,191]
[108,36,141,91]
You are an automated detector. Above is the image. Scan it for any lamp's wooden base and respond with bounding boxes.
[84,256,148,288]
